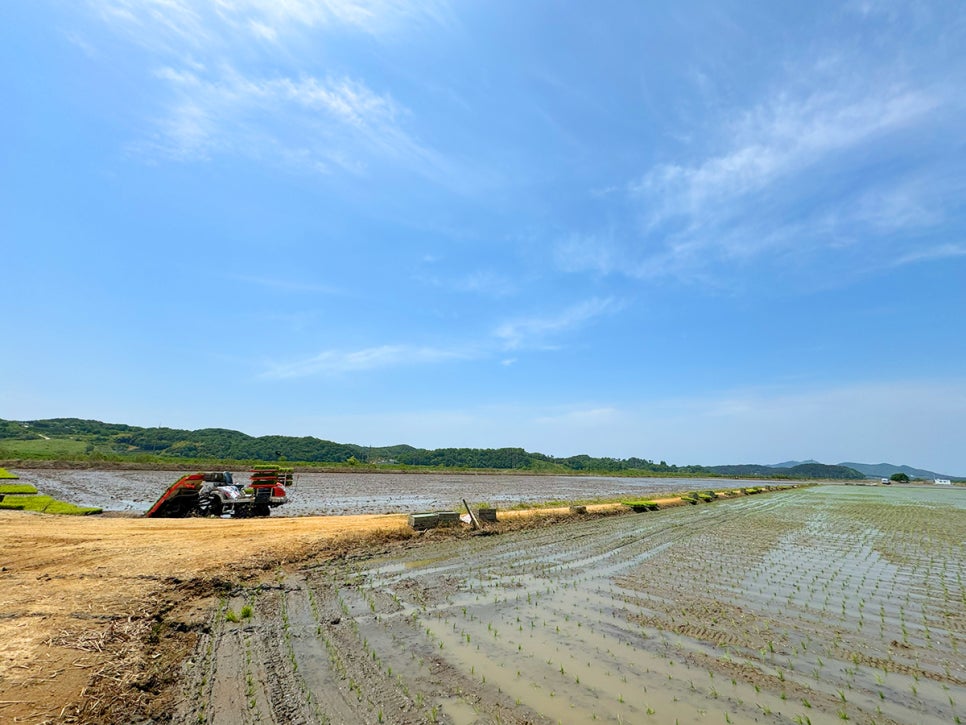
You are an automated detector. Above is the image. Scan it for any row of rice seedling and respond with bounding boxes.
[317,485,963,724]
[610,486,965,723]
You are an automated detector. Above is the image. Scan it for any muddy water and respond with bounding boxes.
[174,486,965,724]
[11,468,773,515]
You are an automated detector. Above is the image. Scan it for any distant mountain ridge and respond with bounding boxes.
[837,462,958,481]
[706,463,865,480]
[769,459,820,469]
[0,418,959,479]
[771,460,958,481]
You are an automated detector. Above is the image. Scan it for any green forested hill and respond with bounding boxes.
[705,463,865,480]
[0,417,863,479]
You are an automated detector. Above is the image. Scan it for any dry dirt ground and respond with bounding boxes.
[0,509,420,723]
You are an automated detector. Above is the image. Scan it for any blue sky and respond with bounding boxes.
[2,1,965,473]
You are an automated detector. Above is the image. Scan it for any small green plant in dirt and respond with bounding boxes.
[226,609,240,623]
[241,604,253,619]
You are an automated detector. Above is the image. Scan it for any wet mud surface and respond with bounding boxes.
[14,468,773,515]
[174,486,966,725]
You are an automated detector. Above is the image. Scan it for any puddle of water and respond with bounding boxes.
[437,696,479,725]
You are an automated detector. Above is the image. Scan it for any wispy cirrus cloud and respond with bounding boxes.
[261,344,469,379]
[553,231,625,277]
[227,274,344,295]
[533,406,622,428]
[261,296,621,378]
[85,0,453,179]
[138,65,440,176]
[90,0,448,46]
[494,296,621,350]
[558,66,956,286]
[417,268,517,298]
[890,243,966,267]
[631,87,937,228]
[623,86,942,279]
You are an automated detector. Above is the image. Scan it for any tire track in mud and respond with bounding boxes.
[178,568,533,724]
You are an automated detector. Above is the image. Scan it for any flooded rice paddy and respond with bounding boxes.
[177,484,965,724]
[13,468,777,515]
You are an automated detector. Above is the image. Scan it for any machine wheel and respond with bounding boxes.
[209,497,223,517]
[255,503,270,517]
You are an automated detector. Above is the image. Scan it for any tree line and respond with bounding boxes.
[0,418,865,478]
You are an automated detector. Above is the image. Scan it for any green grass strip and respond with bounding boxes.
[0,483,38,495]
[0,495,101,515]
[0,467,19,479]
[622,500,660,511]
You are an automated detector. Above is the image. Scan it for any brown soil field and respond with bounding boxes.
[2,477,963,724]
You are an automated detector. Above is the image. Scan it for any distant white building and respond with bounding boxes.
[934,479,952,485]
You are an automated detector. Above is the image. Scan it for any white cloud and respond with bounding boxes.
[227,274,344,295]
[261,296,621,378]
[229,0,452,36]
[64,31,99,58]
[557,71,950,284]
[134,64,444,178]
[553,232,624,276]
[88,0,454,179]
[451,271,515,298]
[418,269,516,298]
[851,179,945,233]
[247,19,278,42]
[632,87,937,227]
[494,297,621,351]
[91,0,448,46]
[891,243,966,267]
[93,0,209,51]
[262,344,468,379]
[533,406,622,427]
[151,101,213,161]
